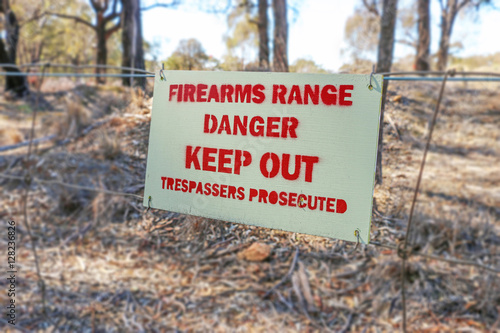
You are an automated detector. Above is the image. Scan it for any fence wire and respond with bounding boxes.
[1,171,497,276]
[1,63,500,81]
[0,66,499,332]
[0,62,155,74]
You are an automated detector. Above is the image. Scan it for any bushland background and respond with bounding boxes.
[0,0,499,331]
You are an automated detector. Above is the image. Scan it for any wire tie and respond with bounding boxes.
[353,229,361,251]
[368,65,375,90]
[397,243,412,260]
[160,63,166,81]
[146,195,152,213]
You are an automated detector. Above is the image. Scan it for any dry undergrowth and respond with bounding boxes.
[0,80,498,332]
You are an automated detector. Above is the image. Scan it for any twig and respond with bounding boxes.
[385,113,400,139]
[263,247,299,298]
[339,312,354,333]
[0,172,143,200]
[399,69,452,333]
[201,242,249,260]
[275,291,294,312]
[61,219,95,247]
[21,64,55,328]
[0,134,57,152]
[370,241,500,274]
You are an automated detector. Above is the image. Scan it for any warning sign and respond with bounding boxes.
[143,70,383,243]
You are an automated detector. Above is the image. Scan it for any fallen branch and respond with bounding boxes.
[39,118,111,154]
[263,247,300,298]
[0,134,56,152]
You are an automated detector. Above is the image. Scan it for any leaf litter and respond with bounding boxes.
[0,80,498,332]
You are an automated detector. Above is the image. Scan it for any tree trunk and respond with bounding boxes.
[96,25,107,84]
[0,2,29,97]
[377,0,398,74]
[415,0,430,71]
[375,0,398,185]
[272,0,288,72]
[437,0,458,71]
[5,10,19,64]
[134,8,145,88]
[121,0,145,89]
[258,0,269,70]
[0,39,28,97]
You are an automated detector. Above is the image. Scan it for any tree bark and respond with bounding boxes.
[375,0,398,185]
[415,0,430,71]
[121,0,145,89]
[5,10,18,63]
[258,0,269,70]
[96,22,108,84]
[0,1,29,97]
[0,39,29,97]
[376,0,398,74]
[272,0,288,72]
[437,0,459,71]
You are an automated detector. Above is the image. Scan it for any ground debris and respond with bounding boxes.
[0,81,498,332]
[237,242,272,262]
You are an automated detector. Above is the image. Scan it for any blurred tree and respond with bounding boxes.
[220,54,245,71]
[376,0,398,73]
[436,0,491,71]
[257,0,269,69]
[48,0,122,83]
[121,0,145,88]
[396,3,417,48]
[222,0,299,72]
[415,0,430,70]
[15,0,95,66]
[289,58,328,73]
[123,0,179,87]
[344,1,380,60]
[344,0,416,63]
[0,0,29,96]
[225,1,259,69]
[375,0,398,184]
[272,0,288,72]
[338,58,376,74]
[165,38,208,70]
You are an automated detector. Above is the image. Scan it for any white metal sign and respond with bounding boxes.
[144,70,383,243]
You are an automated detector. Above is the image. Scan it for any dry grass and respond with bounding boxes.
[0,128,24,145]
[96,130,122,160]
[46,96,93,140]
[0,80,498,332]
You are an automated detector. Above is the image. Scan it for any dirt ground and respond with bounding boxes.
[0,77,499,332]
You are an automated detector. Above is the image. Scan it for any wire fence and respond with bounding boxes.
[0,62,155,74]
[1,62,500,80]
[0,64,499,332]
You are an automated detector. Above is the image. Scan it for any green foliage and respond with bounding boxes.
[13,0,96,65]
[449,52,500,71]
[223,0,259,68]
[289,58,329,74]
[219,54,245,71]
[343,1,420,59]
[344,4,380,59]
[165,38,208,70]
[107,31,122,67]
[338,58,375,74]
